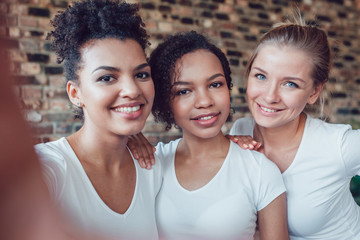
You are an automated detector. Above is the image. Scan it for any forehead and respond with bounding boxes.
[173,49,223,81]
[79,38,146,70]
[253,45,313,77]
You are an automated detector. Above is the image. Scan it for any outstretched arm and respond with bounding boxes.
[0,45,108,240]
[257,193,289,240]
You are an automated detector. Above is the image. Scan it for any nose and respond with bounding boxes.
[263,82,280,104]
[119,75,141,99]
[194,89,214,109]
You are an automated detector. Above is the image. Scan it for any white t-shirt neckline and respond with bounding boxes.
[170,138,233,194]
[61,137,139,217]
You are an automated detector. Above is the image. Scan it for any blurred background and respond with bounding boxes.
[1,0,359,203]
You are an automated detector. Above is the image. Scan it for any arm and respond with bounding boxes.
[257,193,289,240]
[128,132,156,169]
[0,45,106,240]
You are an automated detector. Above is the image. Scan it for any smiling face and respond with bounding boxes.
[170,49,230,140]
[246,45,323,129]
[67,38,154,136]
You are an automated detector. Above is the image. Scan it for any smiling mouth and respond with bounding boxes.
[113,105,141,113]
[199,115,214,120]
[260,106,277,113]
[192,113,220,121]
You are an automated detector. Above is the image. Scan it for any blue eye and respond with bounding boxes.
[136,72,150,80]
[255,74,266,80]
[285,82,298,88]
[210,82,224,88]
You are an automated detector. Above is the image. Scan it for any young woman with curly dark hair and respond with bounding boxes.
[34,1,161,239]
[130,31,289,240]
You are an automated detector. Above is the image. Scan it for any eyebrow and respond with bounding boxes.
[91,63,149,74]
[252,66,305,82]
[172,73,225,87]
[252,67,267,75]
[134,63,150,71]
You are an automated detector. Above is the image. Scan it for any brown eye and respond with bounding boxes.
[210,82,223,88]
[98,75,115,82]
[175,89,190,96]
[135,72,150,80]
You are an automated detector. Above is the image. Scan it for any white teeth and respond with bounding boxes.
[200,116,214,120]
[114,105,140,113]
[260,106,276,113]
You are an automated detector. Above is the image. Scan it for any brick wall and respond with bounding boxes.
[1,0,360,144]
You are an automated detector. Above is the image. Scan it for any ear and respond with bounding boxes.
[66,81,81,106]
[307,83,324,105]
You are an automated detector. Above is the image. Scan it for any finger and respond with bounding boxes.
[254,142,262,150]
[137,142,151,169]
[127,140,139,159]
[225,134,239,142]
[138,134,155,168]
[143,139,156,165]
[132,149,139,160]
[139,158,147,169]
[151,146,156,165]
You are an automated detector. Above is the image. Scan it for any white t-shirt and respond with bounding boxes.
[34,137,162,240]
[230,116,360,240]
[155,139,286,240]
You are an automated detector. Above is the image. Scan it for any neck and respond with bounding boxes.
[179,131,230,162]
[67,123,130,172]
[254,113,306,149]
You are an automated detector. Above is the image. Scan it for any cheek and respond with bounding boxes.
[171,98,191,122]
[282,93,308,109]
[246,83,260,101]
[141,82,155,103]
[81,86,112,104]
[217,93,230,109]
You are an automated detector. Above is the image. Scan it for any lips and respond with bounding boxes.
[110,103,145,120]
[260,105,277,113]
[191,112,219,121]
[113,105,141,113]
[257,103,281,113]
[189,112,221,128]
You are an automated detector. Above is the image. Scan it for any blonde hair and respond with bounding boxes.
[246,13,332,86]
[245,13,332,117]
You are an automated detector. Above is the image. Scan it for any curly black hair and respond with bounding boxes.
[149,31,232,130]
[46,0,149,119]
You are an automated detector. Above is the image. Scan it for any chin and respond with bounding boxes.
[118,124,145,136]
[197,129,223,140]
